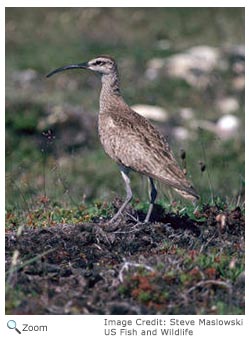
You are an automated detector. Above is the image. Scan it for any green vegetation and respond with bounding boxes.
[117,243,244,314]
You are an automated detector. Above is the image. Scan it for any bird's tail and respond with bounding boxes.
[173,186,199,203]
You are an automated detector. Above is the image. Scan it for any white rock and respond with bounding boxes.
[191,114,240,140]
[165,46,220,87]
[131,104,169,122]
[216,97,240,114]
[12,69,37,85]
[146,46,220,87]
[187,45,220,69]
[173,127,190,141]
[179,108,194,120]
[145,58,166,80]
[216,114,240,140]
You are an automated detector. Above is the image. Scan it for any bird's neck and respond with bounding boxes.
[99,71,121,113]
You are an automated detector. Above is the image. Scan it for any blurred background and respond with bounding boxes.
[6,8,245,214]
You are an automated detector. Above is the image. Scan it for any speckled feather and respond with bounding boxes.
[97,57,199,201]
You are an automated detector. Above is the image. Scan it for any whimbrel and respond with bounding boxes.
[47,56,199,223]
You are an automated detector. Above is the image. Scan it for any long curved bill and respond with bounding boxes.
[46,62,88,78]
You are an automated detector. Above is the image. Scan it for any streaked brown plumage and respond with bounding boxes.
[47,55,199,223]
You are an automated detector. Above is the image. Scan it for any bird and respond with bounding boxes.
[47,55,199,223]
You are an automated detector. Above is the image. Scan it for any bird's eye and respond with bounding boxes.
[95,60,103,65]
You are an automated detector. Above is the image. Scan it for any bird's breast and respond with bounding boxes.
[98,115,121,163]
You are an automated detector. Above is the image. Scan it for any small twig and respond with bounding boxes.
[114,223,141,234]
[125,211,140,223]
[114,229,138,234]
[186,279,232,294]
[93,243,103,251]
[118,261,154,283]
[199,233,217,253]
[6,247,55,277]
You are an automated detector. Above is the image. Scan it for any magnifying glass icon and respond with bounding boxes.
[7,320,21,334]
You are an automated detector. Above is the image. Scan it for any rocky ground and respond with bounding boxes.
[5,202,245,315]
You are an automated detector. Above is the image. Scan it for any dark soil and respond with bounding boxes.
[5,204,245,315]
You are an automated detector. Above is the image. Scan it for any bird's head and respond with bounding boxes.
[87,56,117,75]
[46,55,117,78]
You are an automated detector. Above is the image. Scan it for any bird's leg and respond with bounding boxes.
[109,166,133,223]
[144,177,157,223]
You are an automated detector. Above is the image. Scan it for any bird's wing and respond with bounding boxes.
[108,109,198,198]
